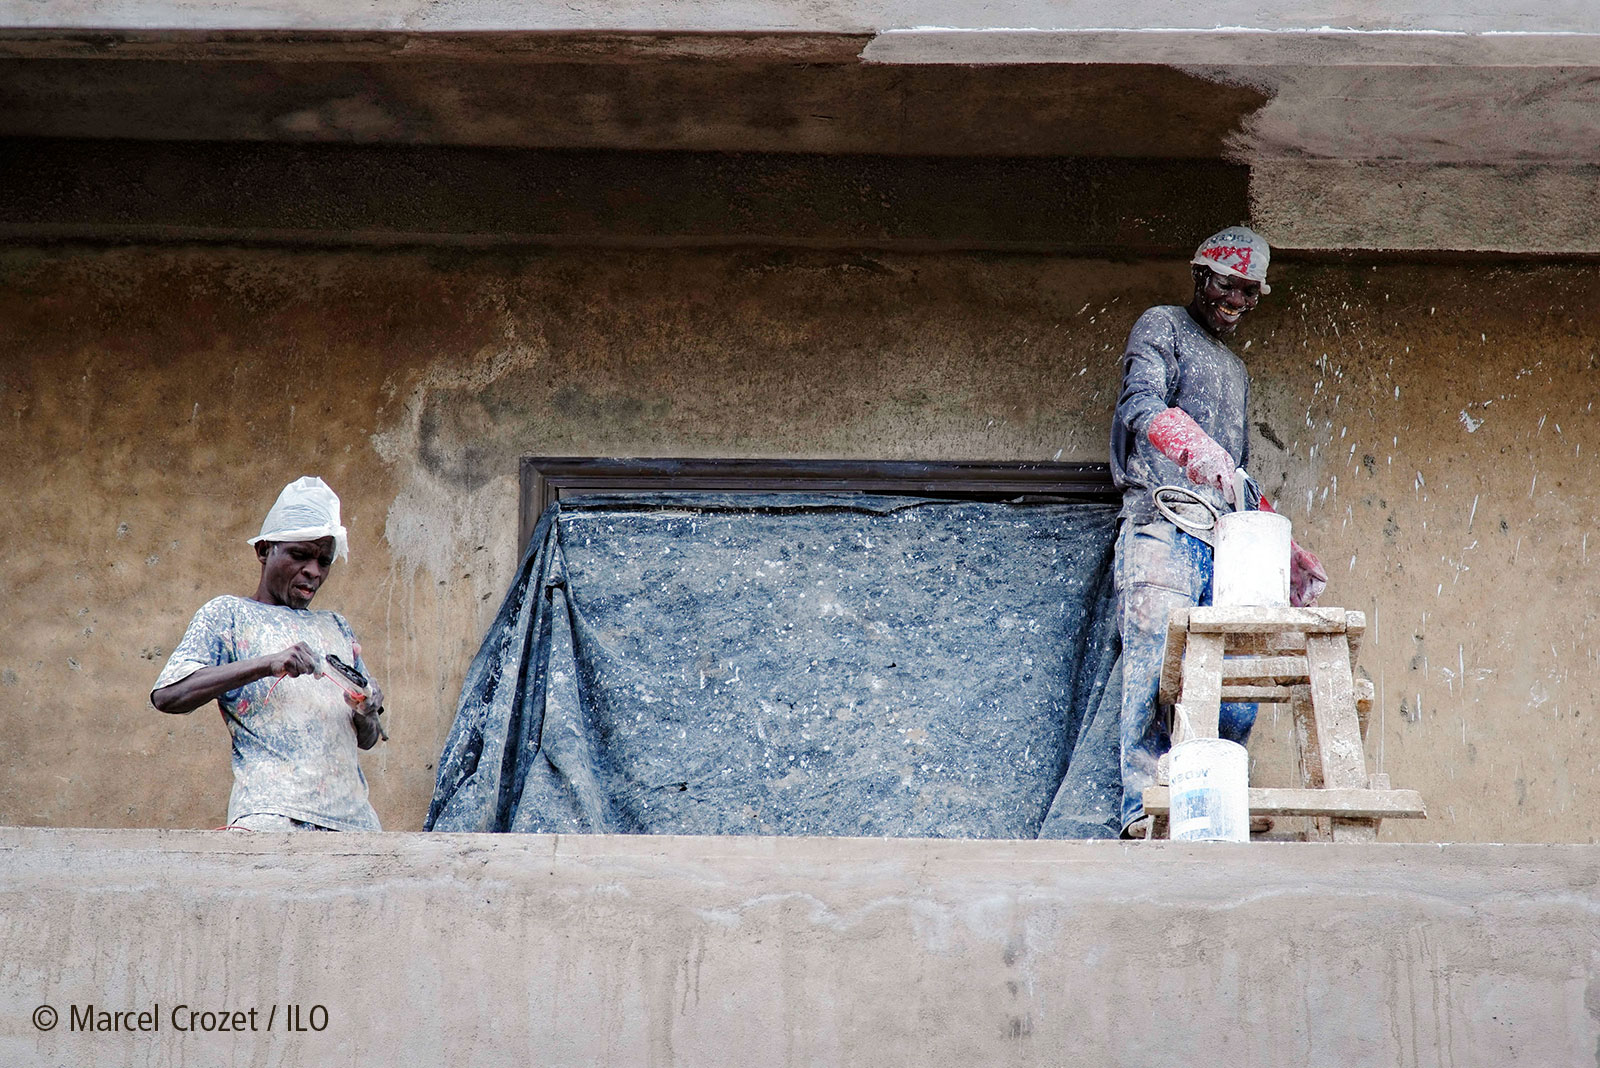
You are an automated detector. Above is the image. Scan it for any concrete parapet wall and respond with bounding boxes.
[1,829,1596,1066]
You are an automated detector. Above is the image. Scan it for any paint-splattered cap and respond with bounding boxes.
[1192,225,1271,295]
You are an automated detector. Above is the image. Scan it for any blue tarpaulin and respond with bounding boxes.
[426,493,1125,838]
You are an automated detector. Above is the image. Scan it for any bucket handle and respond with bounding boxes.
[1152,484,1220,534]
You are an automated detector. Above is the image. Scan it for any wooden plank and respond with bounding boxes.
[1157,607,1190,707]
[1345,610,1366,666]
[1325,616,1374,836]
[1225,634,1277,655]
[1230,632,1308,655]
[1306,633,1368,789]
[1266,631,1307,653]
[1177,632,1224,739]
[1332,818,1380,843]
[1142,787,1426,819]
[1222,684,1293,702]
[1289,683,1331,840]
[1187,605,1349,634]
[1220,656,1309,684]
[1289,684,1324,786]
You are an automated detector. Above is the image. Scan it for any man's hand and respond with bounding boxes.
[1147,407,1237,500]
[346,681,385,749]
[1290,542,1328,606]
[267,642,319,679]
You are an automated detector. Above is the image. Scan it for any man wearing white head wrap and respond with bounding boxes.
[152,476,384,831]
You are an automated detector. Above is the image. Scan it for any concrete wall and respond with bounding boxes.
[1,243,1596,840]
[2,829,1596,1067]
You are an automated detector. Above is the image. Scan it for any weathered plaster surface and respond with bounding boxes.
[0,245,1596,841]
[1249,161,1600,254]
[1,829,1597,1067]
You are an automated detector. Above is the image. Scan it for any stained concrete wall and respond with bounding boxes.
[1,829,1596,1067]
[0,243,1597,840]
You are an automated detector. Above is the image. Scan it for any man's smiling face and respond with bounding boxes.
[1190,267,1262,338]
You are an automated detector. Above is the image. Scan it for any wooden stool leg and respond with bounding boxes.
[1290,684,1332,842]
[1178,633,1225,739]
[1306,633,1379,842]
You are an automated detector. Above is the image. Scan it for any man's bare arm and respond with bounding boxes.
[151,642,319,714]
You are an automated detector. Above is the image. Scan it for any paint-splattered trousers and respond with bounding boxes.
[1117,518,1257,832]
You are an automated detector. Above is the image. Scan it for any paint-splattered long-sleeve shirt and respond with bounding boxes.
[1109,305,1250,538]
[152,595,381,830]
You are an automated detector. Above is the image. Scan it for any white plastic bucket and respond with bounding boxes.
[1168,738,1250,842]
[1213,510,1292,607]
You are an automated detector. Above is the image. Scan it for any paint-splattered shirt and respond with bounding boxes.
[1109,304,1251,541]
[152,595,381,830]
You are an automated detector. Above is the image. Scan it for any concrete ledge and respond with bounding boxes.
[2,828,1596,1066]
[2,1,1596,38]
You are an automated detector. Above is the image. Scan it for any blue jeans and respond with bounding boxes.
[1117,519,1256,831]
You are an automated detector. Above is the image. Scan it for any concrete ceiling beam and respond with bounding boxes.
[3,2,1598,253]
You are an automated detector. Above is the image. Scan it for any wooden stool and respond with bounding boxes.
[1141,606,1426,842]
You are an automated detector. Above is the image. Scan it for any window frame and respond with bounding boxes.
[519,456,1117,549]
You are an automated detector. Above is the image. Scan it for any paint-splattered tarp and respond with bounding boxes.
[426,493,1125,838]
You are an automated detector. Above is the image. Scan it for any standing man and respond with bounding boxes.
[152,476,386,831]
[1108,226,1326,838]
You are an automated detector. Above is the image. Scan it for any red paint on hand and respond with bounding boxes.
[1290,542,1328,606]
[1147,407,1236,498]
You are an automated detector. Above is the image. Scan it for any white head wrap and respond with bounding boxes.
[247,476,349,561]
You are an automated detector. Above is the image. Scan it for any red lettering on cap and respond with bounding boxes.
[1200,245,1253,272]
